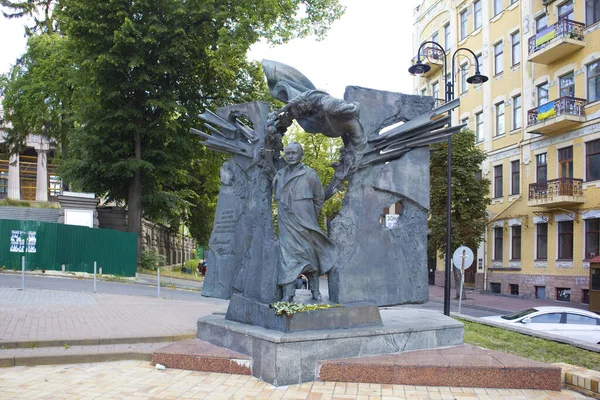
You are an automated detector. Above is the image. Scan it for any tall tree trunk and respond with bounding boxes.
[128,131,143,262]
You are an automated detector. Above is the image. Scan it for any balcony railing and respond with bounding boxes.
[433,98,445,108]
[529,178,583,201]
[528,18,585,55]
[411,47,445,77]
[527,96,585,127]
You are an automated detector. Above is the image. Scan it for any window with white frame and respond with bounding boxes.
[476,53,483,74]
[511,160,520,195]
[494,0,503,16]
[512,94,522,130]
[460,9,468,40]
[494,42,504,75]
[494,164,503,198]
[536,223,548,260]
[585,218,600,259]
[475,112,484,142]
[536,153,547,183]
[559,1,574,20]
[495,102,505,137]
[460,63,468,93]
[444,23,451,50]
[461,117,469,128]
[474,0,482,29]
[511,225,521,260]
[494,227,503,260]
[432,30,439,43]
[558,220,574,260]
[432,81,440,100]
[537,82,549,105]
[586,139,600,181]
[586,0,600,26]
[560,72,575,98]
[511,31,520,66]
[588,61,600,103]
[536,14,547,32]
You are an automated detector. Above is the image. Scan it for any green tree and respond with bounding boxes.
[429,129,491,298]
[51,0,344,255]
[0,33,75,169]
[0,0,56,34]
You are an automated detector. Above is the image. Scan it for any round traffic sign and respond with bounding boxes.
[452,246,474,270]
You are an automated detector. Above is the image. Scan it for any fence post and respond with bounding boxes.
[93,261,97,294]
[21,256,25,291]
[157,268,160,299]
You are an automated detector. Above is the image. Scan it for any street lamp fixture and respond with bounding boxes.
[408,41,488,317]
[408,59,431,76]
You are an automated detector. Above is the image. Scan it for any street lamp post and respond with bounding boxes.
[409,41,488,316]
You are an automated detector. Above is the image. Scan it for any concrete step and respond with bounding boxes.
[0,342,172,367]
[318,344,562,391]
[556,362,600,398]
[0,333,195,349]
[151,339,251,375]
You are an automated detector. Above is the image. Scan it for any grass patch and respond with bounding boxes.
[460,318,600,371]
[138,267,204,282]
[0,199,60,208]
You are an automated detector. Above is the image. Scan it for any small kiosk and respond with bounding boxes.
[589,256,600,313]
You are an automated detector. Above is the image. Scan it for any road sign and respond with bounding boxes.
[452,246,474,271]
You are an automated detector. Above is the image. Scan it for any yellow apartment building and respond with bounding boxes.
[413,0,600,304]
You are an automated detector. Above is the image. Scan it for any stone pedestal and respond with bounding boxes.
[197,309,463,386]
[225,293,382,333]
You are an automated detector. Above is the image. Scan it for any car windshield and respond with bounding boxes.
[501,308,538,320]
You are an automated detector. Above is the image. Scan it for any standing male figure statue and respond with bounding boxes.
[273,143,336,302]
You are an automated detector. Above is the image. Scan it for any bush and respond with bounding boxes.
[140,249,165,271]
[184,259,201,270]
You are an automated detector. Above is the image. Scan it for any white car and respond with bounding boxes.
[481,306,600,344]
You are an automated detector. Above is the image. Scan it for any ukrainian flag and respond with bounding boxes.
[538,101,556,121]
[535,26,555,47]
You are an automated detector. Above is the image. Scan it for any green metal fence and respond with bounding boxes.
[2,219,137,276]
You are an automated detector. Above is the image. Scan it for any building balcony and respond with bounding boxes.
[526,96,586,135]
[528,178,584,207]
[410,47,445,78]
[528,18,585,64]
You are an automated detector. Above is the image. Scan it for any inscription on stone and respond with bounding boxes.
[210,209,237,256]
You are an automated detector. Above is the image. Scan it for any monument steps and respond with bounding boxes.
[318,344,562,391]
[151,339,252,375]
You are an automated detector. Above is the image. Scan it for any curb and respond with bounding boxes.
[0,333,196,349]
[454,313,600,352]
[0,350,153,368]
[429,298,511,314]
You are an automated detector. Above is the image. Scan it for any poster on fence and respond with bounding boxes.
[27,231,37,253]
[9,230,37,253]
[10,230,25,253]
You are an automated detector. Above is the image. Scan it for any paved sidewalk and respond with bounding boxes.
[0,287,225,344]
[428,284,590,313]
[0,360,588,399]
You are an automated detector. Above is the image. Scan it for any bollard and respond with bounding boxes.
[93,261,97,294]
[157,268,161,299]
[21,256,25,291]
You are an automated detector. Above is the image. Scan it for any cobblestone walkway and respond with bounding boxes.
[0,360,589,399]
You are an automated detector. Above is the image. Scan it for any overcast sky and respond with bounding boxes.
[0,0,421,98]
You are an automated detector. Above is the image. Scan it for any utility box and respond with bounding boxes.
[589,256,600,313]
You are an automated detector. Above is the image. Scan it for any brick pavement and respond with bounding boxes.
[0,287,226,344]
[0,360,588,399]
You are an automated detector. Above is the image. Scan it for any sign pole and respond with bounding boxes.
[453,246,474,315]
[93,261,97,294]
[157,268,161,299]
[21,255,25,291]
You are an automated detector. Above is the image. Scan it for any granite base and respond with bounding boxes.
[197,308,463,386]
